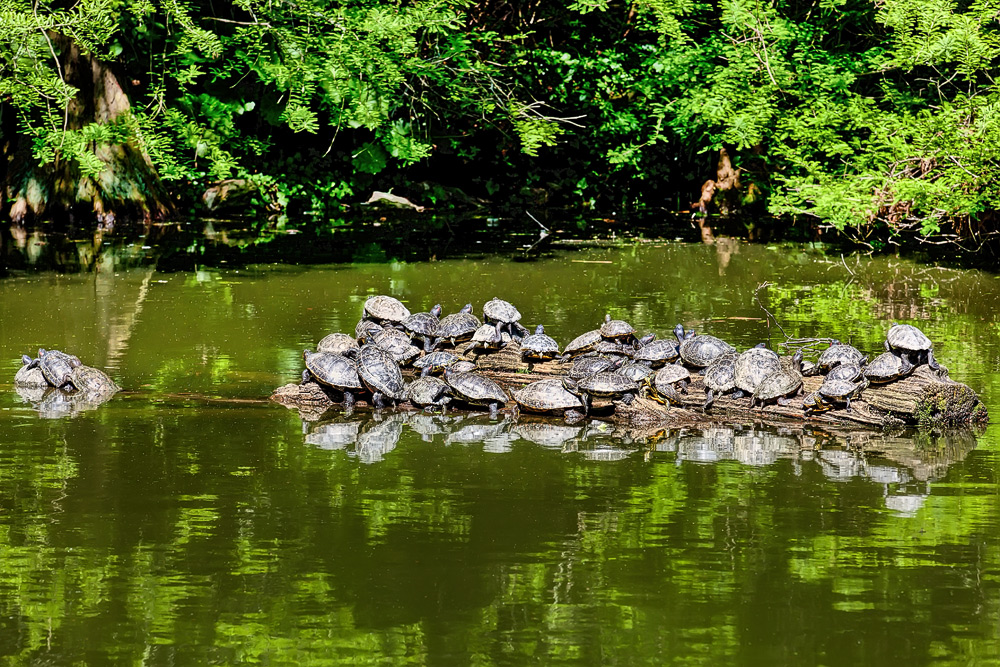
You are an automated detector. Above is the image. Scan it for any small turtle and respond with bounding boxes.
[702,351,740,411]
[600,313,637,345]
[568,355,619,380]
[406,376,453,411]
[734,345,781,395]
[565,372,639,414]
[633,338,680,367]
[644,363,691,405]
[402,304,442,352]
[357,344,407,408]
[802,392,829,413]
[317,333,360,356]
[363,295,410,325]
[679,332,736,368]
[450,360,478,373]
[810,377,869,412]
[434,304,481,347]
[751,350,804,408]
[413,350,461,377]
[371,328,421,365]
[617,361,655,383]
[826,362,865,383]
[470,324,509,354]
[594,339,630,358]
[355,319,385,344]
[511,378,586,420]
[303,350,364,406]
[69,366,121,396]
[864,351,914,384]
[14,354,48,389]
[885,323,942,371]
[520,325,560,363]
[444,367,508,419]
[561,330,603,360]
[37,349,82,389]
[817,340,866,373]
[483,297,522,338]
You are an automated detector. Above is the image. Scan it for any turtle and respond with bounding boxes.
[450,360,478,373]
[520,325,560,363]
[600,313,637,345]
[303,349,364,406]
[644,363,691,405]
[444,367,508,419]
[809,377,869,412]
[511,378,586,420]
[402,304,442,352]
[363,295,410,326]
[356,344,407,408]
[617,361,655,383]
[561,329,603,360]
[568,355,619,380]
[734,345,782,396]
[816,340,866,373]
[863,351,915,384]
[679,332,736,368]
[751,350,804,408]
[826,361,865,383]
[702,351,740,411]
[565,372,639,414]
[355,319,385,344]
[406,376,453,411]
[371,328,421,365]
[801,392,830,413]
[594,339,631,358]
[885,323,942,371]
[470,324,509,354]
[69,365,121,396]
[434,304,481,347]
[14,354,49,389]
[483,297,522,338]
[37,349,82,389]
[413,350,461,377]
[633,338,680,367]
[317,332,360,357]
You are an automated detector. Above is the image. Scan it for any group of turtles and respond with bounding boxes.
[13,348,121,416]
[297,295,945,422]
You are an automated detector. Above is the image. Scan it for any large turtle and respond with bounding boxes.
[702,351,740,411]
[371,328,421,365]
[37,349,82,389]
[568,355,619,380]
[363,295,410,326]
[402,304,442,352]
[483,297,522,338]
[356,344,407,408]
[317,333,360,357]
[561,329,602,360]
[413,350,461,377]
[734,345,781,396]
[470,324,509,354]
[520,325,560,363]
[565,372,639,414]
[406,376,453,412]
[617,361,655,383]
[444,367,508,419]
[70,366,121,396]
[644,363,691,405]
[15,354,49,389]
[885,323,942,371]
[303,349,364,405]
[434,304,481,347]
[864,351,914,384]
[809,377,869,412]
[816,340,866,374]
[751,350,804,408]
[600,313,637,345]
[633,337,680,367]
[679,331,735,368]
[511,378,586,421]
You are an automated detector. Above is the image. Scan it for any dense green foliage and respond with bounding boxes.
[2,0,1000,239]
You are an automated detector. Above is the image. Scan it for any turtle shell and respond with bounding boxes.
[413,350,460,373]
[520,325,560,359]
[38,349,81,388]
[654,363,690,388]
[568,356,615,380]
[14,358,48,389]
[406,376,452,408]
[679,335,735,368]
[817,342,865,372]
[512,379,585,413]
[69,366,121,395]
[355,319,385,344]
[704,352,739,393]
[617,362,654,383]
[435,306,481,344]
[576,372,638,398]
[633,340,680,366]
[826,362,864,382]
[886,324,933,352]
[818,378,866,401]
[357,345,406,400]
[752,354,803,405]
[445,370,508,405]
[600,314,636,341]
[304,350,363,389]
[450,360,478,373]
[483,297,521,325]
[563,330,602,357]
[402,307,441,337]
[863,351,913,383]
[363,295,410,324]
[371,328,421,364]
[734,347,781,394]
[317,333,359,356]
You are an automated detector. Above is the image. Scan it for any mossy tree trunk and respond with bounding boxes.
[2,34,172,228]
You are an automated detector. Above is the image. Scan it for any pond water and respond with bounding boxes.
[0,232,998,665]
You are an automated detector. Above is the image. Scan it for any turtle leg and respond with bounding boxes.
[372,392,387,409]
[777,396,790,406]
[703,389,715,412]
[343,391,355,407]
[421,367,432,377]
[844,396,851,412]
[488,402,499,420]
[302,369,312,383]
[679,379,689,395]
[731,389,744,400]
[423,336,434,352]
[926,348,942,371]
[621,391,636,405]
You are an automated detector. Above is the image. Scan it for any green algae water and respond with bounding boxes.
[0,238,999,665]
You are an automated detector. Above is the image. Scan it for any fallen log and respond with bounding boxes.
[271,342,988,429]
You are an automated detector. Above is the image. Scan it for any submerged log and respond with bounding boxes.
[271,342,987,429]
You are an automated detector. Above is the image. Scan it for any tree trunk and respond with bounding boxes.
[3,35,172,228]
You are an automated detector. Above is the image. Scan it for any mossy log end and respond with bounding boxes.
[271,342,987,429]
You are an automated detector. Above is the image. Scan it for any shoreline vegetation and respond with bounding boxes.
[3,0,1000,252]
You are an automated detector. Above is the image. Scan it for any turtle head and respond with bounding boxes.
[21,354,32,366]
[302,349,313,361]
[754,342,766,349]
[38,348,47,357]
[673,323,686,342]
[791,349,804,372]
[535,324,545,335]
[638,333,656,346]
[685,329,696,339]
[430,304,442,317]
[562,378,581,395]
[604,313,612,323]
[460,303,473,314]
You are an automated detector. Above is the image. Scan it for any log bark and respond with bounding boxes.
[270,342,988,429]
